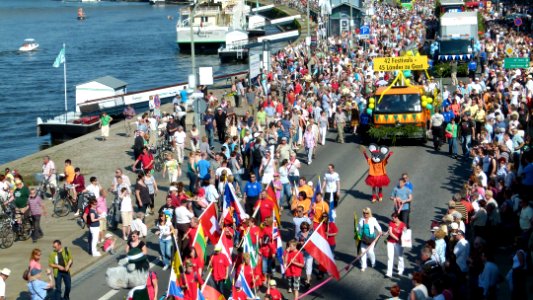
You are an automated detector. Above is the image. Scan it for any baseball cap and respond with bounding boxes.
[214,244,223,252]
[269,279,277,286]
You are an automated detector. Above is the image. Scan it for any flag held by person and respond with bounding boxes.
[242,230,258,268]
[236,267,257,299]
[272,207,285,275]
[166,255,185,299]
[192,224,208,266]
[199,202,221,245]
[216,231,234,265]
[53,45,65,68]
[223,183,246,225]
[265,182,281,226]
[201,284,225,300]
[303,223,340,280]
[309,177,322,219]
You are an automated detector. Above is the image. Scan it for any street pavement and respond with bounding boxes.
[68,130,470,300]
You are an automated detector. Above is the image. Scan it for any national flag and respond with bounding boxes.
[199,202,220,245]
[216,232,234,265]
[242,230,258,268]
[198,288,205,300]
[265,182,281,226]
[53,45,65,68]
[353,210,360,241]
[222,183,246,225]
[272,208,285,275]
[202,284,225,300]
[172,239,183,281]
[167,251,185,300]
[328,191,336,222]
[303,223,340,280]
[236,268,256,299]
[192,224,208,266]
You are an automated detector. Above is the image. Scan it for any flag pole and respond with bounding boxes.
[63,43,68,123]
[285,221,324,269]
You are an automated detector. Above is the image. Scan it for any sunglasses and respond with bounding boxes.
[363,212,369,215]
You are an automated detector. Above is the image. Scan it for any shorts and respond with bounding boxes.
[138,204,148,214]
[47,176,57,188]
[99,217,107,231]
[121,211,133,227]
[287,276,300,291]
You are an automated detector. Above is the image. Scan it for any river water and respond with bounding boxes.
[0,0,264,164]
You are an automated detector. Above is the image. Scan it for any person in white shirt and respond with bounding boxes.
[42,156,57,197]
[203,179,220,204]
[478,251,500,299]
[173,126,187,164]
[119,187,133,240]
[0,268,10,299]
[453,230,470,273]
[130,212,148,238]
[357,207,382,271]
[322,164,340,208]
[86,177,101,199]
[111,169,131,194]
[174,200,194,251]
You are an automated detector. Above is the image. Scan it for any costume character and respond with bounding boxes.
[361,144,393,202]
[106,248,150,289]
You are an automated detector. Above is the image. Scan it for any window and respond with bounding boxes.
[375,94,421,113]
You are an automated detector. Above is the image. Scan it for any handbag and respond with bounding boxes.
[401,228,412,248]
[445,132,453,139]
[22,267,30,281]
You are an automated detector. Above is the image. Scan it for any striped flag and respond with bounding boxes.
[223,183,246,225]
[265,181,281,226]
[242,230,258,268]
[303,223,340,280]
[272,208,285,275]
[193,224,208,266]
[53,45,65,68]
[236,267,257,299]
[216,232,233,265]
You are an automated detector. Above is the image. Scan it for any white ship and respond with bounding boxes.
[176,0,250,53]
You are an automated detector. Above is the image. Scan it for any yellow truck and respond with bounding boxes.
[371,85,431,142]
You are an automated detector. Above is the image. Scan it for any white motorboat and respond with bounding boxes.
[19,39,39,52]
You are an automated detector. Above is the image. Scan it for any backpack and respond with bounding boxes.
[252,146,263,165]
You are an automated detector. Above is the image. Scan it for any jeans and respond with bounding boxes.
[262,256,273,275]
[306,146,314,164]
[32,215,43,241]
[187,171,197,193]
[90,226,100,255]
[448,137,458,155]
[233,173,244,194]
[281,183,292,208]
[206,128,214,146]
[386,242,404,276]
[159,238,172,267]
[288,175,299,187]
[399,209,410,228]
[461,135,472,158]
[55,272,71,300]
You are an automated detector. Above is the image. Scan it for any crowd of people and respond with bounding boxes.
[1,0,533,299]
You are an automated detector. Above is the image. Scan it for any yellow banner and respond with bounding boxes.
[373,56,429,71]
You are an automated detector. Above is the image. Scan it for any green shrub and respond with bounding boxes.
[431,62,468,78]
[368,124,424,145]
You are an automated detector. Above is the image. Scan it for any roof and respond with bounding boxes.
[78,76,127,89]
[374,86,422,95]
[331,0,363,10]
[440,0,465,5]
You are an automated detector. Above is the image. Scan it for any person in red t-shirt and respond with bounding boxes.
[186,244,204,278]
[257,193,275,223]
[259,233,276,282]
[181,260,203,300]
[386,212,406,278]
[283,239,304,299]
[238,253,262,289]
[267,279,283,300]
[211,245,230,295]
[133,147,154,173]
[322,214,339,252]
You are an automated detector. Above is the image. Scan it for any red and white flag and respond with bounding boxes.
[216,231,234,265]
[198,202,220,245]
[303,223,340,280]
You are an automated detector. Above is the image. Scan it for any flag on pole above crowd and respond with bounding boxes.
[199,202,221,245]
[53,45,65,68]
[272,207,285,275]
[223,183,246,225]
[242,230,258,268]
[265,182,281,226]
[167,256,185,299]
[303,223,340,280]
[216,231,234,265]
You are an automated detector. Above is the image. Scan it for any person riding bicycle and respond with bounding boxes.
[41,156,57,198]
[71,168,85,208]
[133,147,155,174]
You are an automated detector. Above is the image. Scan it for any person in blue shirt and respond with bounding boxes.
[359,109,372,144]
[401,173,413,192]
[203,109,215,146]
[443,106,455,124]
[28,268,54,300]
[196,153,211,181]
[390,178,413,228]
[468,59,477,80]
[180,86,188,104]
[243,173,261,216]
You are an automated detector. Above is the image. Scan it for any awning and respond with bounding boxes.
[438,54,472,61]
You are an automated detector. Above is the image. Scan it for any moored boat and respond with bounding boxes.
[37,113,100,141]
[77,8,86,20]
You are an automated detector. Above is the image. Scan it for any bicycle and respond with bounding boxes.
[0,201,32,247]
[53,184,77,218]
[34,173,56,200]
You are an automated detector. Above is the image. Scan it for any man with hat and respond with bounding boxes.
[27,268,54,300]
[0,268,10,299]
[211,244,230,296]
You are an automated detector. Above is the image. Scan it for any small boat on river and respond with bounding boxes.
[78,8,86,20]
[19,39,39,52]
